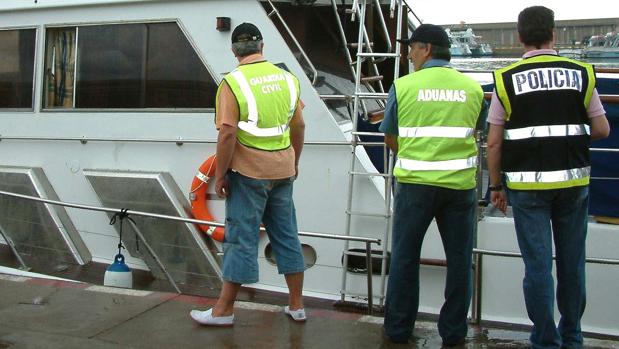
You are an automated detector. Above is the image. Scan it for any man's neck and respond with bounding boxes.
[238,53,265,65]
[523,41,553,53]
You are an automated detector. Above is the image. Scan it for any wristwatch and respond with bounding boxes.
[489,184,503,191]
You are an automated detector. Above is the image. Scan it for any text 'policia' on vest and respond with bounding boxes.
[494,54,596,190]
[394,66,484,190]
[216,61,300,151]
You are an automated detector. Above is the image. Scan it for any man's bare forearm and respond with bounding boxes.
[215,124,237,179]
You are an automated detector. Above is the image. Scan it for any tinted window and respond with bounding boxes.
[44,22,217,109]
[0,29,36,109]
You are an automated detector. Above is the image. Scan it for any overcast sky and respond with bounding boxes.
[410,0,618,25]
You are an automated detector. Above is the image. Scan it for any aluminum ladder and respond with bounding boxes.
[338,0,406,309]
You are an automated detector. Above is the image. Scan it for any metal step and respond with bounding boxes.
[352,131,384,137]
[360,75,384,83]
[345,210,391,218]
[343,250,389,259]
[354,91,388,99]
[347,42,374,49]
[357,52,400,58]
[339,290,386,301]
[349,171,391,178]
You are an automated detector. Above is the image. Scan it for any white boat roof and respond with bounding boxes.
[0,0,151,11]
[0,0,395,12]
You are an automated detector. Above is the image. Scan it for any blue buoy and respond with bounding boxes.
[103,253,133,288]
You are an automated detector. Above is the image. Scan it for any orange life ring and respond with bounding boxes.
[190,155,225,242]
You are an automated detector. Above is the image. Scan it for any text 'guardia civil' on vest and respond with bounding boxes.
[512,68,582,95]
[250,73,286,94]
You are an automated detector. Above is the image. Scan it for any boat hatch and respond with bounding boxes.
[0,167,91,269]
[84,170,222,290]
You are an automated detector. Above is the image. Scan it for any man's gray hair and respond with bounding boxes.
[232,40,262,57]
[416,42,451,61]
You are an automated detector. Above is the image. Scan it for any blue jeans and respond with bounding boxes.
[384,183,475,344]
[508,186,589,349]
[222,171,305,284]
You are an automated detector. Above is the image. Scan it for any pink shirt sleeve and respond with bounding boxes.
[486,88,606,126]
[587,89,606,118]
[487,90,505,125]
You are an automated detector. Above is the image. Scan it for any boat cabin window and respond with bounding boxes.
[43,22,217,110]
[0,29,36,109]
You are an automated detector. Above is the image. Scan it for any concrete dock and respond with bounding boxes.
[0,272,618,349]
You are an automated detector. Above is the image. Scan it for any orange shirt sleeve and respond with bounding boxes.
[215,81,239,129]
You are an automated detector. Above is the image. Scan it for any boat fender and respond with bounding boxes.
[190,155,225,242]
[104,253,133,288]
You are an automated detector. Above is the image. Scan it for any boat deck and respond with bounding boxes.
[1,272,618,349]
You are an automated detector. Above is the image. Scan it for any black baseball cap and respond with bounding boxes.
[231,22,263,44]
[397,24,450,48]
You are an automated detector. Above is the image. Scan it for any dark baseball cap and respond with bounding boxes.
[397,24,450,48]
[231,22,263,44]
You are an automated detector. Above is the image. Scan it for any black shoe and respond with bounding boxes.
[441,337,465,347]
[384,335,409,344]
[382,328,410,344]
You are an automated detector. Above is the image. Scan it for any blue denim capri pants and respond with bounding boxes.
[222,171,306,284]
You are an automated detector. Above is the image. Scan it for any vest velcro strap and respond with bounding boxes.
[238,122,289,137]
[399,126,474,138]
[505,166,591,183]
[396,156,477,171]
[504,124,590,140]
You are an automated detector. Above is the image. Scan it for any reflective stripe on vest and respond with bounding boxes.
[398,126,474,138]
[505,166,590,183]
[396,156,477,171]
[504,124,590,140]
[230,70,298,137]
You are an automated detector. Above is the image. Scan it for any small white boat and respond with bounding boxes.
[584,31,619,59]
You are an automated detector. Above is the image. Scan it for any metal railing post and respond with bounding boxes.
[471,252,483,324]
[126,219,181,294]
[0,225,29,271]
[365,241,374,315]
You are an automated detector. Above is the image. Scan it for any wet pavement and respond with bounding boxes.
[0,273,617,349]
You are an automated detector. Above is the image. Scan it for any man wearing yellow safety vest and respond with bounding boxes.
[380,24,485,346]
[487,7,610,349]
[190,23,307,326]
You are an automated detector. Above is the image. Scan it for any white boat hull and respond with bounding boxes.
[0,0,618,338]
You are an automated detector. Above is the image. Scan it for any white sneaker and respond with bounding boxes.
[284,305,306,322]
[190,308,234,326]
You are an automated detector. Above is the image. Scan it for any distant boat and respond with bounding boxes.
[557,47,583,59]
[446,27,493,57]
[583,31,619,59]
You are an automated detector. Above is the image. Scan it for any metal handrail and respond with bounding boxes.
[0,136,325,146]
[470,247,619,324]
[473,248,619,265]
[265,0,318,85]
[2,135,619,155]
[0,189,381,313]
[0,190,380,244]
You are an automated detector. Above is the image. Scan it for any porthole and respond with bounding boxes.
[264,243,317,269]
